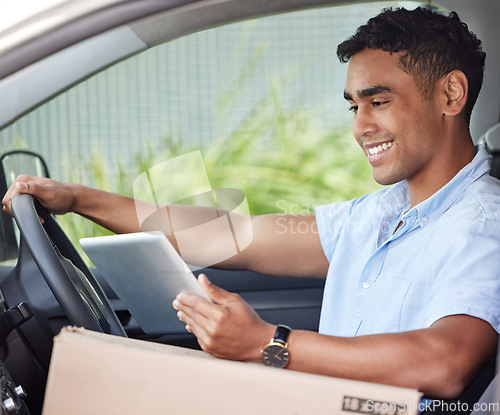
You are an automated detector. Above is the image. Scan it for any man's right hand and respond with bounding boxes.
[2,175,76,217]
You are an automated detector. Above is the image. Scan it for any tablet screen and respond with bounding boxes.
[80,231,210,335]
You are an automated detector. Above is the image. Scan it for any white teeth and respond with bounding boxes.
[368,142,393,155]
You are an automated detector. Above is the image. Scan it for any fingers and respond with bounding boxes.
[2,175,36,216]
[172,278,225,330]
[198,274,236,305]
[2,175,74,217]
[172,275,235,345]
[15,181,29,192]
[172,274,272,361]
[173,292,214,330]
[175,275,238,310]
[173,275,239,330]
[173,294,218,352]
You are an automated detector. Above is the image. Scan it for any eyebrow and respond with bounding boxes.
[343,85,392,101]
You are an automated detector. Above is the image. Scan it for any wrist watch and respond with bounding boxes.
[261,324,291,368]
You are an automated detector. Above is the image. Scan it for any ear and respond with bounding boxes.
[439,70,468,117]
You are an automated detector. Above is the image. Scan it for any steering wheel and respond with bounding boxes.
[10,193,126,337]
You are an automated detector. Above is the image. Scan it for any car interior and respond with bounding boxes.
[0,0,499,414]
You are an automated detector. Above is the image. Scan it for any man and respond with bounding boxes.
[3,7,500,399]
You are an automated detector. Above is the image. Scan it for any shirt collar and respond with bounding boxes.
[379,144,490,227]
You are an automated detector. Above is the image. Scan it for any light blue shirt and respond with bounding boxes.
[315,145,500,337]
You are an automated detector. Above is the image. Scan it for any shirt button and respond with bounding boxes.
[362,282,370,289]
[422,216,429,223]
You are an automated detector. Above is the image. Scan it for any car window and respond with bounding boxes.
[0,1,430,246]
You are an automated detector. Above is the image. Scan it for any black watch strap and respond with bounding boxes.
[273,324,291,345]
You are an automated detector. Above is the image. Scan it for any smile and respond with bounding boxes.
[367,141,393,155]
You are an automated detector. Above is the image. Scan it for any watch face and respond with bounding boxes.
[262,344,289,368]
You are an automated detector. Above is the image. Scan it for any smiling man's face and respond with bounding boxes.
[344,48,444,187]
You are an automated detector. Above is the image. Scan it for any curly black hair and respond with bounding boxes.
[337,7,486,124]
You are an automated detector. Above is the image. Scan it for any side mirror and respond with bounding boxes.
[0,150,50,262]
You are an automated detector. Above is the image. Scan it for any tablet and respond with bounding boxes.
[80,231,210,335]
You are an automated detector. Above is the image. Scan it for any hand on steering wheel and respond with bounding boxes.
[10,193,125,336]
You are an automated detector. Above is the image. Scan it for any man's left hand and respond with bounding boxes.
[172,274,275,362]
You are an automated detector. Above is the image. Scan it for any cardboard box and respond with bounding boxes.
[42,327,422,415]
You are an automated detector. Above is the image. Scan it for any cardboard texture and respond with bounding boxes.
[42,327,422,415]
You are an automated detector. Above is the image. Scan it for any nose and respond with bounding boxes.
[352,107,377,140]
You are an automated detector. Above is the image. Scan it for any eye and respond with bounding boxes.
[348,105,358,113]
[372,101,389,107]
